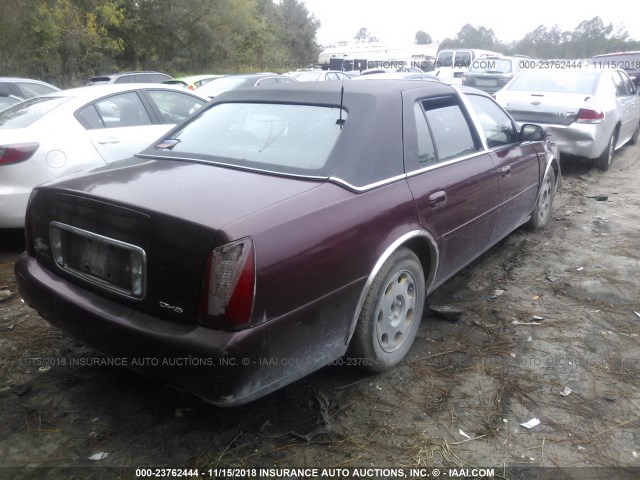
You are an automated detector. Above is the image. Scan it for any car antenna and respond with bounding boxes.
[336,82,345,129]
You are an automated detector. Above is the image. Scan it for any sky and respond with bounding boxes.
[301,0,640,47]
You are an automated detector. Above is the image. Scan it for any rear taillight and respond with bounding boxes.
[0,143,39,165]
[575,108,604,124]
[199,238,255,330]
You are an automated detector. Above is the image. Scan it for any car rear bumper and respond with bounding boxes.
[532,122,610,160]
[15,253,352,406]
[0,185,31,228]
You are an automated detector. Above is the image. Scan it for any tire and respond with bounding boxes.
[527,167,555,229]
[630,120,640,145]
[350,248,425,372]
[595,130,617,171]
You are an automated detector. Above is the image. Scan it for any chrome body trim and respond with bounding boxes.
[49,221,147,300]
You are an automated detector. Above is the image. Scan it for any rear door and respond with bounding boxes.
[77,91,168,163]
[403,91,499,285]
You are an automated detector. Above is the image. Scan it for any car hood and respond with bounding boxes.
[43,156,324,230]
[495,90,600,126]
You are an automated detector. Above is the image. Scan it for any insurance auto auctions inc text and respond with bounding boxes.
[204,467,495,478]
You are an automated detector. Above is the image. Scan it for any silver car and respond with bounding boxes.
[495,68,640,170]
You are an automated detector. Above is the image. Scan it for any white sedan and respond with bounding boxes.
[0,84,208,228]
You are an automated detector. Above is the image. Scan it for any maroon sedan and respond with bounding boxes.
[15,81,560,406]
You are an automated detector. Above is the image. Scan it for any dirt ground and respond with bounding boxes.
[1,144,639,480]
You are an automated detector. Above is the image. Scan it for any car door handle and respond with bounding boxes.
[428,191,447,208]
[97,137,120,145]
[499,166,512,177]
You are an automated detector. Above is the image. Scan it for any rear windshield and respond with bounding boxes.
[195,77,247,97]
[149,102,347,176]
[469,59,513,73]
[0,96,70,129]
[506,70,600,94]
[592,53,640,72]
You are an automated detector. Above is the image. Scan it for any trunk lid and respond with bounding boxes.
[27,157,323,325]
[497,91,596,126]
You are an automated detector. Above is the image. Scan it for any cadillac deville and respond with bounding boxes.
[15,81,560,406]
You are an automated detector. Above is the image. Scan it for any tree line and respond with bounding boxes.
[2,2,639,89]
[0,0,320,87]
[429,17,640,58]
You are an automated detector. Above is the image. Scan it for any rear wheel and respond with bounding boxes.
[528,167,555,229]
[595,130,617,171]
[351,248,425,372]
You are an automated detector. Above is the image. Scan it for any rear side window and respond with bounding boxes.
[93,92,152,128]
[413,104,437,167]
[420,96,480,162]
[0,96,69,129]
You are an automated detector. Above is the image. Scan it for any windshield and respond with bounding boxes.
[195,77,248,97]
[506,70,600,94]
[148,102,347,177]
[469,59,513,73]
[0,96,70,129]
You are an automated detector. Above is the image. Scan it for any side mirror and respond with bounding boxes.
[520,123,545,141]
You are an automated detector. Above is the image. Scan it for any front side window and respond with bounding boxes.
[454,52,471,68]
[466,94,518,148]
[150,102,346,176]
[146,90,206,124]
[421,96,480,162]
[437,51,453,68]
[612,71,626,96]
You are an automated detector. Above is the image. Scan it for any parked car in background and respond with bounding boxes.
[87,71,172,85]
[163,75,222,90]
[434,49,502,84]
[0,77,60,99]
[285,70,351,81]
[0,84,208,228]
[495,67,640,170]
[462,56,524,94]
[360,67,425,76]
[0,93,21,111]
[15,80,559,406]
[591,51,640,87]
[354,71,440,81]
[194,73,297,98]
